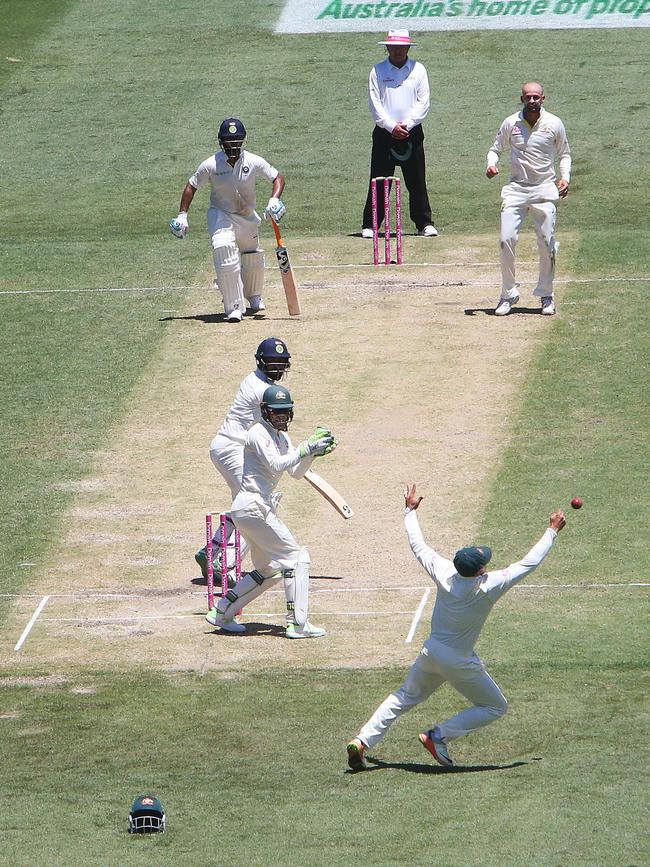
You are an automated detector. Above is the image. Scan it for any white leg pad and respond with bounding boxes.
[217,570,280,619]
[240,250,265,301]
[213,238,245,315]
[283,548,310,627]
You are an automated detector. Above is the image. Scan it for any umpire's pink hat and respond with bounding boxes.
[378,29,416,46]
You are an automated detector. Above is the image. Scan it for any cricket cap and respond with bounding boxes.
[379,30,416,46]
[453,546,492,578]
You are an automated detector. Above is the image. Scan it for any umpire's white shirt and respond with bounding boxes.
[405,509,558,658]
[232,420,312,509]
[214,370,274,447]
[369,58,430,132]
[487,107,571,187]
[189,151,278,217]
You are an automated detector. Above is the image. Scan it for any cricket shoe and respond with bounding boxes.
[205,607,246,633]
[418,729,454,767]
[418,224,438,237]
[346,738,368,771]
[247,295,266,314]
[226,307,243,323]
[361,227,374,239]
[494,288,520,317]
[541,296,556,315]
[285,621,327,639]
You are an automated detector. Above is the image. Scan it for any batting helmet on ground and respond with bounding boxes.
[128,795,166,833]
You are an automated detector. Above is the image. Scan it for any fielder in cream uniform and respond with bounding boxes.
[487,82,571,317]
[171,117,286,322]
[206,386,336,639]
[347,483,565,770]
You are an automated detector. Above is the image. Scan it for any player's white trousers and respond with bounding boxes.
[358,641,508,749]
[500,182,558,299]
[209,434,244,499]
[229,499,306,624]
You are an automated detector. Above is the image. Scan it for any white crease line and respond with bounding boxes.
[1,275,649,296]
[41,610,421,623]
[405,588,431,644]
[2,582,647,601]
[14,596,49,651]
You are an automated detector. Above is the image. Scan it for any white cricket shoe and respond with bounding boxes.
[418,225,438,237]
[247,295,266,313]
[541,296,556,315]
[495,289,520,316]
[226,308,243,323]
[361,228,374,239]
[205,607,246,633]
[286,621,327,639]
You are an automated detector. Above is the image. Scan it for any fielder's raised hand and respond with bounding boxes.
[404,482,423,510]
[549,510,566,532]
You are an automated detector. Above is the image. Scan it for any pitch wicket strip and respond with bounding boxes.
[371,176,403,266]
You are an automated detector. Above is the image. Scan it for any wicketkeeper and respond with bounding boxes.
[347,483,566,770]
[194,337,292,583]
[170,117,286,322]
[206,386,336,639]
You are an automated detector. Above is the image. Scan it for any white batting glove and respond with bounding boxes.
[170,212,189,238]
[264,197,286,222]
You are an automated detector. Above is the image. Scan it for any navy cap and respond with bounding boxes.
[453,546,492,577]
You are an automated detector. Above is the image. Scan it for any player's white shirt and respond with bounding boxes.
[189,150,278,217]
[232,420,313,508]
[369,58,430,132]
[405,509,558,657]
[216,369,275,446]
[487,107,571,186]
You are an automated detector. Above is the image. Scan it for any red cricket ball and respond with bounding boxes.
[570,497,583,510]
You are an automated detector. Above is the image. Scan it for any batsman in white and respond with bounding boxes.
[487,82,572,317]
[194,337,292,582]
[170,117,286,322]
[206,386,337,639]
[346,483,566,770]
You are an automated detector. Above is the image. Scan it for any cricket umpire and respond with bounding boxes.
[347,483,566,770]
[361,30,436,238]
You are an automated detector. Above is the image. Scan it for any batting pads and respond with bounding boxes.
[212,234,245,314]
[283,548,310,627]
[240,250,265,300]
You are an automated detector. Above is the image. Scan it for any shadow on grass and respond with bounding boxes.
[159,311,295,324]
[464,306,544,317]
[346,756,537,775]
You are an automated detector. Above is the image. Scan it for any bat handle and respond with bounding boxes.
[272,219,283,246]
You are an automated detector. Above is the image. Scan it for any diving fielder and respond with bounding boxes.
[170,117,286,322]
[206,386,336,639]
[347,483,566,770]
[487,82,571,317]
[194,337,291,580]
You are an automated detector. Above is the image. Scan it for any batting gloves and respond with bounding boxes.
[170,212,189,238]
[264,197,286,222]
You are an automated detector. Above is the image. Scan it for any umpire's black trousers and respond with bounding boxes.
[362,124,433,232]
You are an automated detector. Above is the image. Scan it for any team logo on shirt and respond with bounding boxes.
[242,166,250,173]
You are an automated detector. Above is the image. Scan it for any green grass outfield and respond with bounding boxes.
[1,1,648,864]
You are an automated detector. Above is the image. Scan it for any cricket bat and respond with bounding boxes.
[304,469,354,519]
[272,219,301,316]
